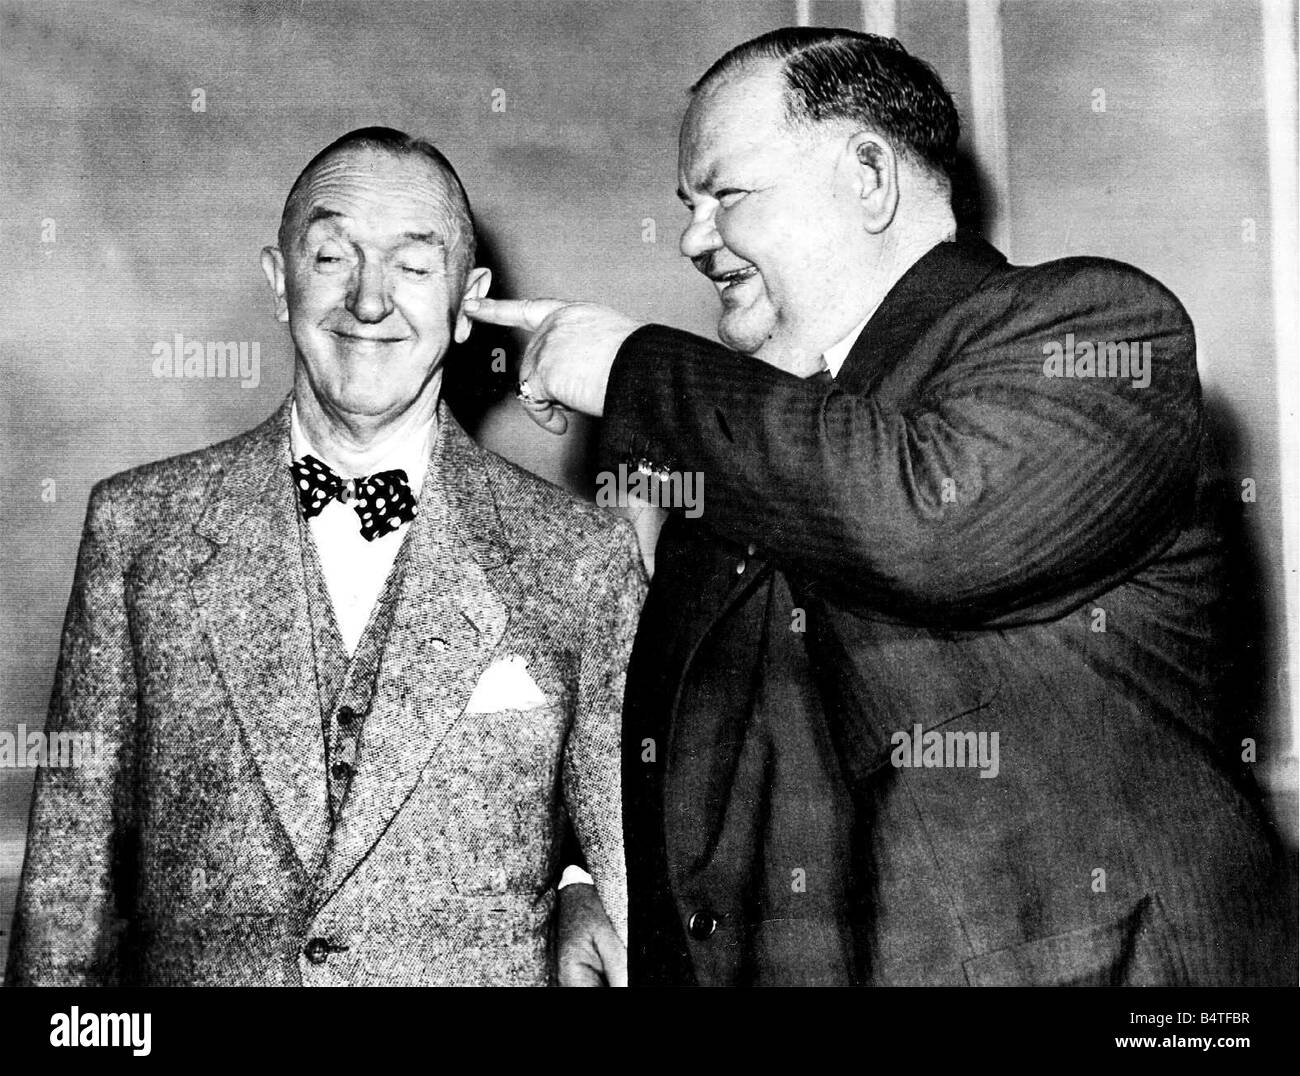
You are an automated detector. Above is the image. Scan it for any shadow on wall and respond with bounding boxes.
[1204,393,1296,846]
[1204,394,1272,748]
[447,218,612,501]
[443,222,520,432]
[951,146,988,238]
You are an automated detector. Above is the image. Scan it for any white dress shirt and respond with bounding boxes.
[290,403,434,655]
[821,315,869,378]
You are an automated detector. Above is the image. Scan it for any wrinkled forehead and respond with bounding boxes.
[283,146,468,250]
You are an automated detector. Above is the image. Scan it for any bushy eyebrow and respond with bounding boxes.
[399,231,447,248]
[303,207,346,230]
[676,163,727,207]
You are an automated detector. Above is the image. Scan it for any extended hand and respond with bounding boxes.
[464,298,643,434]
[556,882,628,987]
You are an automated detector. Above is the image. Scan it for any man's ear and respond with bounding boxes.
[260,246,290,323]
[848,132,899,234]
[455,267,493,343]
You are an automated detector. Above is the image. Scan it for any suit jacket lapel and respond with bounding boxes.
[698,232,1010,620]
[321,407,512,897]
[836,230,1007,395]
[189,398,332,872]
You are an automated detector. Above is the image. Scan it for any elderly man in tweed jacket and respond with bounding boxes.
[7,128,641,987]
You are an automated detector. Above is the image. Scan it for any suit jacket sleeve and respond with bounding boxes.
[562,520,646,945]
[7,481,139,986]
[599,261,1201,628]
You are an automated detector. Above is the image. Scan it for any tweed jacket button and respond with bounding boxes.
[687,911,718,940]
[330,760,352,781]
[304,937,331,964]
[746,542,758,556]
[735,559,746,575]
[336,707,357,728]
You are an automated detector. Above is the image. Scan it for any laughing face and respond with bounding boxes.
[262,145,485,425]
[677,60,874,370]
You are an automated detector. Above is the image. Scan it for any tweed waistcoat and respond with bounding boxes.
[296,513,411,834]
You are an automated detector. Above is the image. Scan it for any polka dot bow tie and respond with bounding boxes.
[291,454,417,541]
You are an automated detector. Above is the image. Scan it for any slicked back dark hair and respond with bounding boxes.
[277,126,476,273]
[691,28,960,180]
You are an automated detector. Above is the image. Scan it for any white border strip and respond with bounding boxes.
[861,0,898,38]
[965,0,1012,256]
[1263,0,1300,775]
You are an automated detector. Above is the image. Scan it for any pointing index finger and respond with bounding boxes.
[463,296,567,331]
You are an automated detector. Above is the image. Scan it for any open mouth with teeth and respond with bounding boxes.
[711,266,759,290]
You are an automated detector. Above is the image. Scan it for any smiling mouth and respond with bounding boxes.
[331,330,407,344]
[708,266,759,291]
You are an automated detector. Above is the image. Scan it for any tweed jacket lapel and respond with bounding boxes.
[320,404,512,897]
[190,397,331,872]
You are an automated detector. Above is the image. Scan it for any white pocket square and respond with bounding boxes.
[465,655,549,714]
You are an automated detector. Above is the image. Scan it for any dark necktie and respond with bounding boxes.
[291,454,417,541]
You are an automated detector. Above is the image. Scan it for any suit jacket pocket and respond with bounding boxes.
[311,889,556,986]
[962,894,1187,986]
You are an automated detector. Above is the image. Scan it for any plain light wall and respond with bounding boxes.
[1,0,1292,969]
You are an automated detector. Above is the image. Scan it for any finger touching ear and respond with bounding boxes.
[455,267,493,343]
[462,296,566,331]
[259,247,289,323]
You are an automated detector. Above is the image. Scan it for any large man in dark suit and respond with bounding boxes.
[470,27,1300,982]
[467,28,1296,985]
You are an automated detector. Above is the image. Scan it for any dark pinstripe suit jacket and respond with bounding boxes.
[7,400,643,985]
[601,232,1296,986]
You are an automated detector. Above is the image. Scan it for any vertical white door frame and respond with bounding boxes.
[795,0,898,34]
[966,0,1012,256]
[860,0,898,37]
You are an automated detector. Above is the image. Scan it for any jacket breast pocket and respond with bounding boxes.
[962,894,1188,986]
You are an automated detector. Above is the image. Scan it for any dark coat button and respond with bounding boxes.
[330,760,352,781]
[687,911,718,940]
[304,937,331,964]
[336,707,357,728]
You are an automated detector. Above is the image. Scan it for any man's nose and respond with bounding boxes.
[345,258,393,323]
[680,207,722,261]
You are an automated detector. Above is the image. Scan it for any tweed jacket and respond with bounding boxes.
[603,232,1296,986]
[7,398,644,986]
